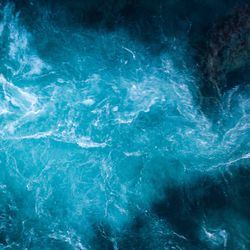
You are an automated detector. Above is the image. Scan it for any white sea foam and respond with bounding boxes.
[0,3,249,249]
[1,4,47,77]
[77,136,107,148]
[82,98,95,106]
[0,74,38,111]
[6,131,53,140]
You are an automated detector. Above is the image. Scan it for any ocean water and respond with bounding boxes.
[0,1,249,249]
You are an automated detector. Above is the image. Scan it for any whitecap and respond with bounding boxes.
[82,98,95,106]
[0,74,38,111]
[77,136,107,148]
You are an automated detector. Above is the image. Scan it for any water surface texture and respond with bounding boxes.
[0,1,249,249]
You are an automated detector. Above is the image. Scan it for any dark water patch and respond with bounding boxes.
[152,163,250,248]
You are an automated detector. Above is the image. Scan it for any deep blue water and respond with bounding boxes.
[0,1,249,249]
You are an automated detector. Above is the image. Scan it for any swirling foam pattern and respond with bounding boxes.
[0,2,249,250]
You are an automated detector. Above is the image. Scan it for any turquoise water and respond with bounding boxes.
[0,2,249,249]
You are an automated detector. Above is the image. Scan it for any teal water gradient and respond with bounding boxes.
[0,2,249,249]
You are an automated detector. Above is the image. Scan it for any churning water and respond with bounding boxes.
[0,1,249,249]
